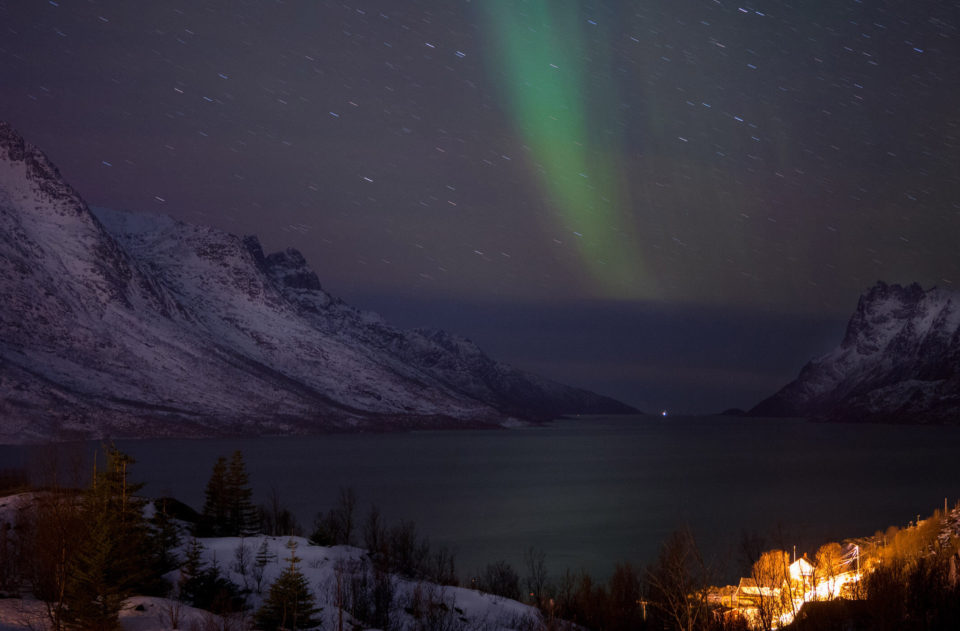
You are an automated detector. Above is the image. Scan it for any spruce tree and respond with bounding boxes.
[199,456,228,536]
[149,497,182,575]
[65,514,128,631]
[178,537,244,614]
[254,540,322,630]
[253,538,275,594]
[178,537,207,604]
[226,450,258,536]
[64,444,151,631]
[200,451,257,537]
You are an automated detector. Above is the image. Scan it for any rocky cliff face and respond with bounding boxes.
[0,122,633,443]
[751,281,960,423]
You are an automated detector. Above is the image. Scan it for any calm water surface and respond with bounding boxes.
[3,415,959,581]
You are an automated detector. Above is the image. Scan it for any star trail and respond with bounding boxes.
[2,0,958,412]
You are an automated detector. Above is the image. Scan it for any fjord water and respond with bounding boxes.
[6,416,960,580]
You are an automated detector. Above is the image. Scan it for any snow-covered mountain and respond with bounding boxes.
[0,121,633,443]
[751,281,960,423]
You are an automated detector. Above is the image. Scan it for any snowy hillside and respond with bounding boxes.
[0,490,539,631]
[751,281,960,423]
[184,536,540,631]
[0,121,634,443]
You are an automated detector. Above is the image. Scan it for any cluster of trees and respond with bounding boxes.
[2,445,328,631]
[309,487,458,586]
[197,451,258,537]
[4,446,746,631]
[253,540,322,631]
[304,487,476,630]
[857,507,960,631]
[862,552,960,631]
[5,446,531,631]
[463,510,960,631]
[13,445,178,630]
[863,509,949,567]
[467,529,732,631]
[6,446,960,631]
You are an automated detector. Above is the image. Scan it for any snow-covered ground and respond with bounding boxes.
[0,493,540,631]
[0,596,229,631]
[186,535,540,631]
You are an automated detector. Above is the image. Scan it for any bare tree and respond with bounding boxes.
[524,546,549,607]
[232,539,252,591]
[388,520,430,577]
[252,538,274,594]
[17,490,83,631]
[552,568,578,621]
[335,487,357,546]
[479,560,521,600]
[430,545,458,586]
[315,487,358,546]
[159,598,185,630]
[363,505,387,568]
[12,443,86,628]
[260,484,284,536]
[259,485,300,536]
[749,549,792,631]
[608,562,644,631]
[814,542,844,600]
[645,527,712,631]
[26,442,87,490]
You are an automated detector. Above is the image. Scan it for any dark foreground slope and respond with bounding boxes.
[751,281,960,423]
[0,121,633,443]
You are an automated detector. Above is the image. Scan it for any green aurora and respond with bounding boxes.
[482,1,652,299]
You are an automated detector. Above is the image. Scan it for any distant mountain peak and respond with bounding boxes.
[0,121,634,443]
[0,121,87,213]
[751,281,960,423]
[263,247,325,292]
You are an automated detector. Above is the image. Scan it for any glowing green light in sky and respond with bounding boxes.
[482,1,650,298]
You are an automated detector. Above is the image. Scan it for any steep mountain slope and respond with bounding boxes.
[751,281,960,423]
[0,121,632,443]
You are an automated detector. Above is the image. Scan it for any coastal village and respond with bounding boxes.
[709,544,864,628]
[706,502,960,629]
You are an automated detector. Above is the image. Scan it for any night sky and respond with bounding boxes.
[2,0,958,413]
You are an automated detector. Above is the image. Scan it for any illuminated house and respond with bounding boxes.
[735,577,776,609]
[789,556,815,583]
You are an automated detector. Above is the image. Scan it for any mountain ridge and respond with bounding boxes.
[0,121,634,443]
[750,281,960,423]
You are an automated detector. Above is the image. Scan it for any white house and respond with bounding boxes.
[789,556,815,582]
